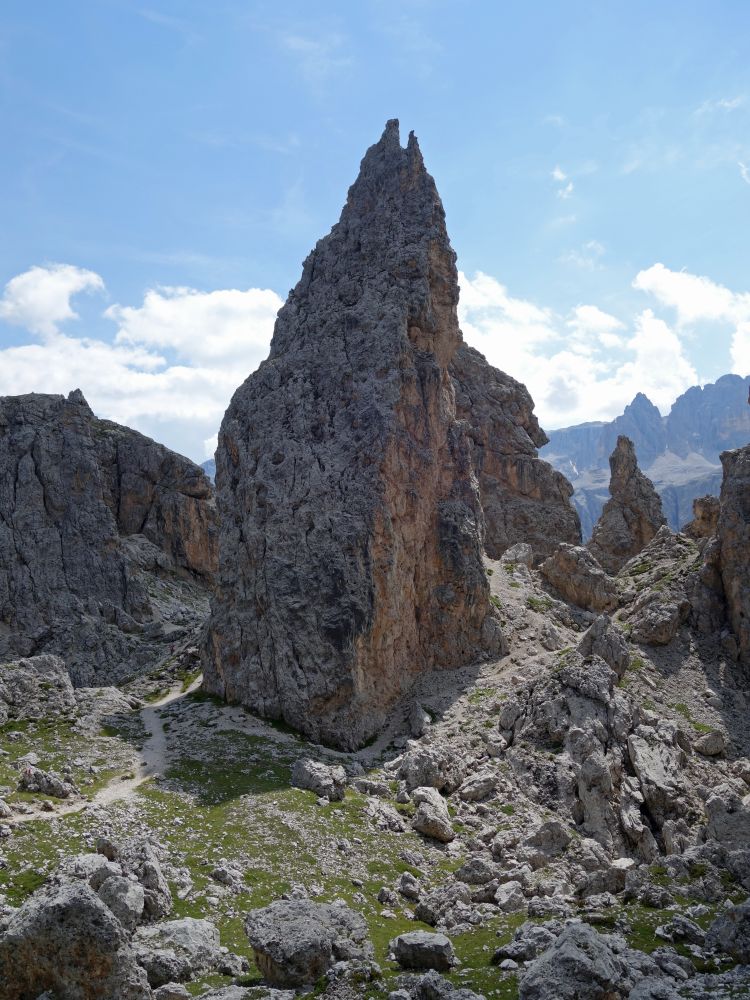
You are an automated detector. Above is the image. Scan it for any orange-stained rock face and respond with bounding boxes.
[202,121,501,749]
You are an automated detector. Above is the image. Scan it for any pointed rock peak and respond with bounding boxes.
[67,388,93,414]
[347,120,437,211]
[610,435,639,486]
[628,392,658,412]
[588,433,666,573]
[382,117,401,147]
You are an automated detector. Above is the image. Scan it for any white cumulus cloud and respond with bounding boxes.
[0,268,282,460]
[633,262,750,375]
[107,285,282,365]
[459,271,698,429]
[0,263,104,337]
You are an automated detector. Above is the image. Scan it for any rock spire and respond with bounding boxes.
[588,435,666,574]
[202,120,500,749]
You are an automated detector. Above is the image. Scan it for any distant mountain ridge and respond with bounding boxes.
[541,373,750,538]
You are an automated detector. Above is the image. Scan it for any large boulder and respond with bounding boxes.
[0,390,217,685]
[133,917,221,986]
[577,615,629,678]
[244,899,372,988]
[390,930,456,971]
[706,897,750,962]
[588,436,666,575]
[202,120,500,749]
[450,342,580,561]
[0,654,76,724]
[412,786,455,843]
[539,544,618,612]
[290,758,347,801]
[0,881,150,999]
[120,838,173,921]
[518,923,624,999]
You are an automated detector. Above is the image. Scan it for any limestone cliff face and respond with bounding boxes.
[0,390,216,684]
[718,445,750,667]
[202,121,499,749]
[94,416,217,580]
[588,436,666,575]
[451,343,581,560]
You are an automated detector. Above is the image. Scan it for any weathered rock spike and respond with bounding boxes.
[202,123,501,749]
[587,434,666,574]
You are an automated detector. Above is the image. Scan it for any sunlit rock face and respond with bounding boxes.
[202,120,500,749]
[451,342,581,562]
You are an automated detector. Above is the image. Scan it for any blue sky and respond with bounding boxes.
[1,1,749,460]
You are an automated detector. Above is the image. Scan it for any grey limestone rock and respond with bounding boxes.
[397,745,465,794]
[244,899,372,988]
[98,875,146,932]
[588,436,667,575]
[450,342,580,562]
[17,763,76,799]
[0,881,150,1000]
[411,786,454,843]
[518,923,625,1000]
[390,930,456,971]
[539,544,618,612]
[120,838,173,921]
[134,917,221,986]
[202,120,498,749]
[706,897,750,962]
[0,390,216,686]
[577,616,629,679]
[290,758,347,801]
[0,654,76,724]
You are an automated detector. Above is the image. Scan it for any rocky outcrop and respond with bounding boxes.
[0,654,76,724]
[93,411,217,580]
[0,881,151,1000]
[588,436,666,574]
[683,494,720,539]
[718,444,750,667]
[0,391,216,685]
[244,900,372,987]
[539,544,618,612]
[202,120,500,749]
[451,343,580,561]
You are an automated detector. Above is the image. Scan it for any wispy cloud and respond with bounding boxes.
[560,240,605,271]
[280,31,352,87]
[739,161,750,185]
[696,95,745,115]
[131,6,201,44]
[551,166,573,199]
